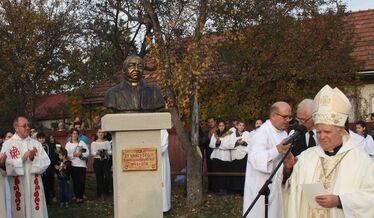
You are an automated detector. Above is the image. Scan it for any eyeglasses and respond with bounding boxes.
[17,124,30,129]
[296,116,312,123]
[275,112,293,121]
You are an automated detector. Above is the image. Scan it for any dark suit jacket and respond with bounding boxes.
[288,127,315,156]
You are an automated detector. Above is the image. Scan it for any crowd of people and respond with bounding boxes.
[240,85,374,218]
[200,103,374,198]
[0,117,115,217]
[0,115,172,218]
[1,84,374,218]
[198,88,374,217]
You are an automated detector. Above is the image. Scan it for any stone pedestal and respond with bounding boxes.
[102,112,171,218]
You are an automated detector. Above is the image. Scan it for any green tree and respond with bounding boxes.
[95,0,359,207]
[140,0,210,206]
[0,0,81,128]
[200,1,359,121]
[66,0,139,91]
[81,0,212,206]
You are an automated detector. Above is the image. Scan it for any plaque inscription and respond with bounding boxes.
[122,148,157,171]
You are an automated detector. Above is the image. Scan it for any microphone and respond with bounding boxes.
[283,125,307,145]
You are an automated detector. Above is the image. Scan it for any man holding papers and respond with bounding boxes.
[280,85,374,218]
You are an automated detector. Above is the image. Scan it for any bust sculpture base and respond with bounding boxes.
[102,113,171,218]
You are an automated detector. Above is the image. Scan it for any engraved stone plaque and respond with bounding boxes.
[122,147,157,171]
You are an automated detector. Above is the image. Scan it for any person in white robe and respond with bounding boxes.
[228,120,250,193]
[279,85,374,218]
[347,128,365,149]
[243,101,293,218]
[161,129,171,212]
[2,132,13,218]
[1,117,50,218]
[249,118,264,138]
[355,120,374,160]
[209,120,232,195]
[1,152,8,218]
[229,118,238,132]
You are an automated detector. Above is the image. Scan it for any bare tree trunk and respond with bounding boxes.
[140,0,208,207]
[186,147,203,206]
[168,105,204,206]
[188,90,204,206]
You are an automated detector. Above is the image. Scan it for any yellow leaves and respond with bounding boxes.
[192,70,202,76]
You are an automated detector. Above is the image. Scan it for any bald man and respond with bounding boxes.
[243,101,292,218]
[1,117,50,218]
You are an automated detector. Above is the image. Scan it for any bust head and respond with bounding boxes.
[123,55,144,86]
[103,54,165,111]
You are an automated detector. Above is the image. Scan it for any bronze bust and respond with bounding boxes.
[103,55,165,111]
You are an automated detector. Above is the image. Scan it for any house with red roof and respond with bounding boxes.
[35,9,374,127]
[349,9,374,119]
[34,94,70,130]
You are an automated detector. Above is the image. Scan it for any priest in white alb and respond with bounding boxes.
[1,116,51,218]
[161,129,171,212]
[1,152,8,218]
[243,101,293,218]
[278,85,374,218]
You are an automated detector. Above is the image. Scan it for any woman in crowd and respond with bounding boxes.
[355,120,374,159]
[4,132,13,141]
[91,129,112,200]
[228,120,250,194]
[209,120,232,195]
[65,128,89,203]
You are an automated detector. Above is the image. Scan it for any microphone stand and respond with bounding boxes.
[242,137,299,218]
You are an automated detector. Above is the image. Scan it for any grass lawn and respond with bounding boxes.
[47,174,243,218]
[47,174,114,218]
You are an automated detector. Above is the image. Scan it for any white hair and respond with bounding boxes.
[297,99,313,116]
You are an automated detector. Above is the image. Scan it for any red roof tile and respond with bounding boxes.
[81,9,374,105]
[35,94,69,120]
[348,9,374,71]
[81,66,159,105]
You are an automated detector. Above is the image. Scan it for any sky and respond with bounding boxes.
[345,0,374,11]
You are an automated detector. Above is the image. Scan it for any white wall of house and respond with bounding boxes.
[359,83,374,121]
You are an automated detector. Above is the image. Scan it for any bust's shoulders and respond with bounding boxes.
[106,81,128,93]
[140,80,161,92]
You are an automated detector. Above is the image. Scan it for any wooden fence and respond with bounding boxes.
[50,122,373,174]
[51,128,187,174]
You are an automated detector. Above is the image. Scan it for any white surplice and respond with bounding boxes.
[161,129,171,212]
[349,130,365,150]
[209,132,231,161]
[363,134,374,160]
[278,134,374,218]
[228,130,251,161]
[1,134,50,218]
[243,120,287,218]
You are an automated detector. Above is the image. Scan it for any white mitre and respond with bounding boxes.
[312,85,351,127]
